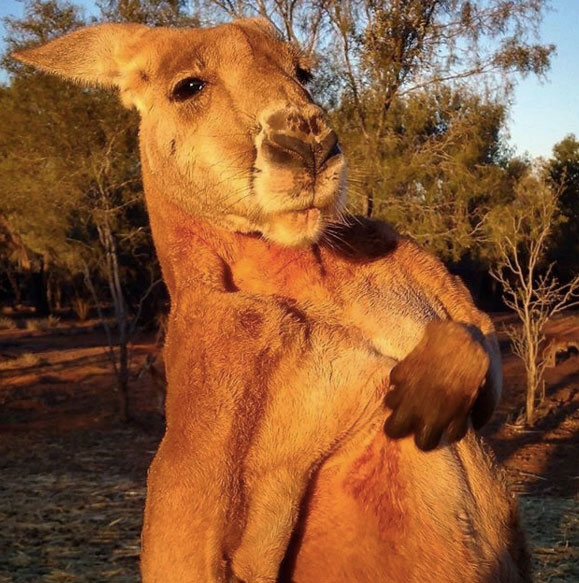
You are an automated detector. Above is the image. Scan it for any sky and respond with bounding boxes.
[506,0,579,159]
[0,0,577,160]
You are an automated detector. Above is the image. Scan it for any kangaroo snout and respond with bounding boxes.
[260,108,342,172]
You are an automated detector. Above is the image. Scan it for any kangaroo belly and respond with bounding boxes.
[285,429,526,583]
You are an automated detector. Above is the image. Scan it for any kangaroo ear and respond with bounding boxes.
[12,23,151,107]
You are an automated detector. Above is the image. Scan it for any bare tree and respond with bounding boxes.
[75,128,161,422]
[488,174,579,425]
[83,248,160,422]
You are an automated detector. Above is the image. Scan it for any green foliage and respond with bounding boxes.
[98,0,198,26]
[547,134,579,280]
[485,172,561,256]
[0,0,169,313]
[334,87,516,261]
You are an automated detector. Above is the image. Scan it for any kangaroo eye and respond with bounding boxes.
[172,77,206,101]
[296,66,313,85]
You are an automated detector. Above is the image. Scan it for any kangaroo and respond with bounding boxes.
[14,18,529,583]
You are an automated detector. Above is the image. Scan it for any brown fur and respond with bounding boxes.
[14,19,528,583]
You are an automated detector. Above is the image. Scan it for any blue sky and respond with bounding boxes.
[1,0,577,160]
[506,0,579,159]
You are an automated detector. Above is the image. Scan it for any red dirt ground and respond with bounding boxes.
[483,316,578,499]
[0,315,577,582]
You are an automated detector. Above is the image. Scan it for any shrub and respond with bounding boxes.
[25,316,60,331]
[72,297,90,322]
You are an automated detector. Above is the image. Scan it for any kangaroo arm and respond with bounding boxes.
[400,239,502,423]
[382,239,502,445]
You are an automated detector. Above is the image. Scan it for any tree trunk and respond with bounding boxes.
[99,220,132,423]
[116,313,131,422]
[29,259,50,316]
[5,269,22,306]
[49,278,63,311]
[525,365,537,426]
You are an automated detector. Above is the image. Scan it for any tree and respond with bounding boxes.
[98,0,198,26]
[0,0,172,419]
[332,86,516,262]
[326,0,553,234]
[547,134,579,282]
[0,212,32,307]
[487,172,579,425]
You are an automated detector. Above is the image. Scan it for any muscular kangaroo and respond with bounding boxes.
[14,18,529,583]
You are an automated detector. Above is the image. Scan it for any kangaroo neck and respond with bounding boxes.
[141,164,326,301]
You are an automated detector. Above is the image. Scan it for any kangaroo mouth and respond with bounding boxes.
[277,206,321,228]
[232,122,347,247]
[261,203,338,247]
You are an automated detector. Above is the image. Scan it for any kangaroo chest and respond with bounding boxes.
[229,245,448,362]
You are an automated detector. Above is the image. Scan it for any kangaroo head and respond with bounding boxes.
[13,19,346,247]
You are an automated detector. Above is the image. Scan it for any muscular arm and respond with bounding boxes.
[396,238,502,426]
[355,234,502,450]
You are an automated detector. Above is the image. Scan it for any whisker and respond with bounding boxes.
[220,188,255,212]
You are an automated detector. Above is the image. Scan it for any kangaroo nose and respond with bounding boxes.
[264,129,341,171]
[268,133,315,169]
[315,130,341,168]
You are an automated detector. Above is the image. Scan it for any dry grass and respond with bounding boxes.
[71,298,91,322]
[24,316,61,332]
[0,426,575,582]
[0,352,44,370]
[0,316,17,330]
[0,426,159,583]
[519,496,578,583]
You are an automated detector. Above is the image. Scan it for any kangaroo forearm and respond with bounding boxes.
[141,438,230,582]
[385,239,502,407]
[434,277,503,419]
[437,281,503,417]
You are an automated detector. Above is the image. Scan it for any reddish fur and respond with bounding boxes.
[147,193,526,583]
[343,433,406,537]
